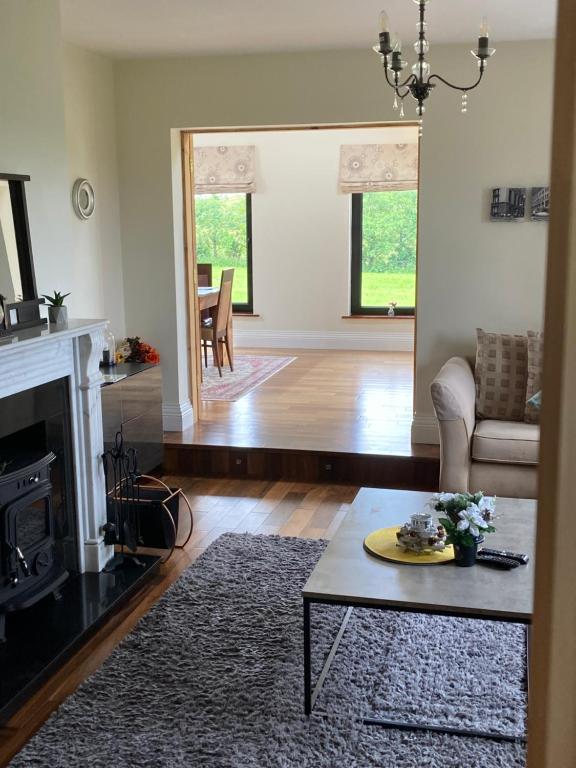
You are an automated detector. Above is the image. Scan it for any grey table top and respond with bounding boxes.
[303,488,535,622]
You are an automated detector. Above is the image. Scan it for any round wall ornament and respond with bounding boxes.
[72,178,95,220]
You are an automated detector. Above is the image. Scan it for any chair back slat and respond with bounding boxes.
[197,263,213,287]
[215,269,234,334]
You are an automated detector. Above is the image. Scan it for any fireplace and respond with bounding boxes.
[0,320,162,720]
[0,453,68,641]
[0,378,78,640]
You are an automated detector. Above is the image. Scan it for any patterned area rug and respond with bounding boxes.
[201,355,296,401]
[11,534,527,767]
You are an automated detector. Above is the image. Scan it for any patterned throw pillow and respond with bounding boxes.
[475,329,528,421]
[525,330,544,423]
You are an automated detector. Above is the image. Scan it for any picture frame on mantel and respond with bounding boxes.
[4,298,47,331]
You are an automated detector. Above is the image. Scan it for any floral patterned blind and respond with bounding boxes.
[193,145,256,194]
[339,143,418,193]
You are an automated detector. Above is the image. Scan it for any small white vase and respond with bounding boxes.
[48,305,68,326]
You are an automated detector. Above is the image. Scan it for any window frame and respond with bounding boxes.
[350,192,416,317]
[235,193,254,314]
[194,191,254,315]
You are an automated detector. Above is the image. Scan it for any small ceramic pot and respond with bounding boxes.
[453,541,477,567]
[48,305,68,326]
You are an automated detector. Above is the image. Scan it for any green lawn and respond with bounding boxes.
[361,272,416,308]
[210,265,415,310]
[211,264,248,305]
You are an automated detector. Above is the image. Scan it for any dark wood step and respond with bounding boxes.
[164,443,439,491]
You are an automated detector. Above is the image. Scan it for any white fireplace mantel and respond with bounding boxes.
[0,319,112,572]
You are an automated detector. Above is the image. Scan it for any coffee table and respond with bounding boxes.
[302,488,535,742]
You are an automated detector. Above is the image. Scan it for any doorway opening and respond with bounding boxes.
[173,122,432,483]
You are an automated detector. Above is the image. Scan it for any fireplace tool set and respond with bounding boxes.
[102,431,193,571]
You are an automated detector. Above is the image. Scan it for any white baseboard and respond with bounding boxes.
[162,400,194,432]
[411,415,440,445]
[233,328,414,352]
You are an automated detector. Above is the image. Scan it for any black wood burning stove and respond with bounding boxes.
[0,452,68,642]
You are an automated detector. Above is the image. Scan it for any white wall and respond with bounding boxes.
[114,42,553,435]
[0,2,124,337]
[413,44,553,442]
[195,127,416,352]
[0,0,72,304]
[63,45,126,338]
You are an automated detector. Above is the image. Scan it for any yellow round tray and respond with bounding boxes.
[364,525,454,565]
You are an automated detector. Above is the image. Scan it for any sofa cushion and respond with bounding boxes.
[525,330,544,424]
[475,329,528,422]
[472,419,540,466]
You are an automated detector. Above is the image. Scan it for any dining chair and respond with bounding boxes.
[200,268,234,377]
[197,263,213,287]
[197,263,213,325]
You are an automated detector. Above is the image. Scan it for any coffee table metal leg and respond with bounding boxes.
[304,598,312,715]
[304,601,353,717]
[525,624,531,697]
[362,716,526,743]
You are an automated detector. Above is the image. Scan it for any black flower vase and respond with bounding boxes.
[453,540,478,567]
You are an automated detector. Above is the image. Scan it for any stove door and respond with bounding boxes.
[2,480,53,585]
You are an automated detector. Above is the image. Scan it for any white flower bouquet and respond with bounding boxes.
[428,492,496,548]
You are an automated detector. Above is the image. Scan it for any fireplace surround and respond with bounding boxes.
[0,320,164,720]
[0,320,112,577]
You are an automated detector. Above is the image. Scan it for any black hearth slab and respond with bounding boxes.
[0,555,161,722]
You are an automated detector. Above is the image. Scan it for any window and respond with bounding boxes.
[194,192,253,313]
[350,190,418,316]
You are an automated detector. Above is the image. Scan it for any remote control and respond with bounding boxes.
[478,547,529,565]
[476,552,520,570]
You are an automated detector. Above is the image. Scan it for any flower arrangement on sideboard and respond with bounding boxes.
[116,336,160,365]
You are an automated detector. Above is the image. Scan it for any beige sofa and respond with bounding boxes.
[430,357,539,499]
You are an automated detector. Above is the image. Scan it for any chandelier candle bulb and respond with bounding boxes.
[379,10,390,33]
[378,12,393,55]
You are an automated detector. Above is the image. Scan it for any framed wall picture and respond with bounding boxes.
[490,187,527,220]
[530,187,550,220]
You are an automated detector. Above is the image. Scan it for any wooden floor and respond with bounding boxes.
[0,478,359,766]
[168,349,436,458]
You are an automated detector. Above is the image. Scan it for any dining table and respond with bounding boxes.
[197,285,234,367]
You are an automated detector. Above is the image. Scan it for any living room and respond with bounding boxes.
[0,0,573,766]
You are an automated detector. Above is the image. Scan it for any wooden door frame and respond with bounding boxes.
[181,131,201,417]
[180,120,421,423]
[527,1,576,765]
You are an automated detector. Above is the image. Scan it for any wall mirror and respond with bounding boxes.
[0,173,37,304]
[0,173,45,332]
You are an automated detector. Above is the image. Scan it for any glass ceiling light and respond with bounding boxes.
[373,2,495,119]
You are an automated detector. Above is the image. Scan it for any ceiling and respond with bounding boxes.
[59,0,557,59]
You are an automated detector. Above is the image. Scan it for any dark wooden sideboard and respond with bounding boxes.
[100,363,163,474]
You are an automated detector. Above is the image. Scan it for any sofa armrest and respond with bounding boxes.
[430,357,476,492]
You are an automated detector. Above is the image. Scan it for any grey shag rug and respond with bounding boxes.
[11,534,527,767]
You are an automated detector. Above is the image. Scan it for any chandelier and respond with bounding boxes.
[373,0,495,119]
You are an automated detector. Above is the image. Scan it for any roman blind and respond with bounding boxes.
[193,145,256,194]
[339,143,418,193]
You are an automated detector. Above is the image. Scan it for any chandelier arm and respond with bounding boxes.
[383,66,416,92]
[427,64,485,93]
